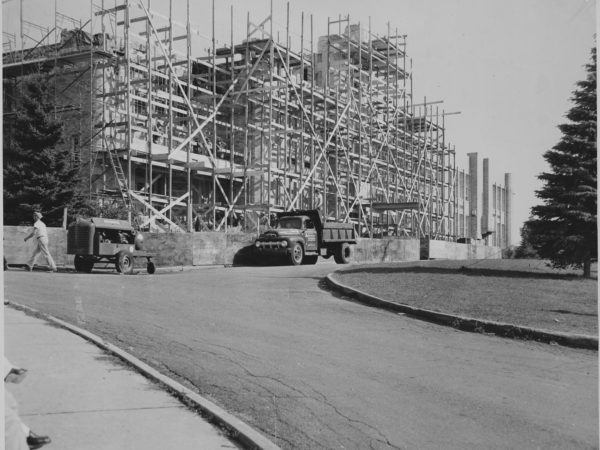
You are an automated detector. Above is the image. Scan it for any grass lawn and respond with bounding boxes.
[333,259,598,336]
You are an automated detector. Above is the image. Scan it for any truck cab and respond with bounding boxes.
[275,215,318,252]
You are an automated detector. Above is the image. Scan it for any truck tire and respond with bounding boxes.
[302,255,319,265]
[74,255,94,273]
[289,242,304,266]
[333,243,352,264]
[116,250,134,274]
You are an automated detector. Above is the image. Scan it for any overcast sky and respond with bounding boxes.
[3,0,596,243]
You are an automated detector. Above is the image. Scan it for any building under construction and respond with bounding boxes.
[2,0,512,248]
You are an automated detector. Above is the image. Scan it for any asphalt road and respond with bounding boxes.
[3,263,598,450]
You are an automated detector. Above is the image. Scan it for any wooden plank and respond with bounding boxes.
[371,202,419,211]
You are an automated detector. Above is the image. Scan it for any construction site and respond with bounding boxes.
[3,0,512,249]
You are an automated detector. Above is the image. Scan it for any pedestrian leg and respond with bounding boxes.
[37,237,56,271]
[26,242,42,271]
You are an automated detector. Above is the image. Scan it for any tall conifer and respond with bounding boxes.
[3,77,80,225]
[526,47,597,277]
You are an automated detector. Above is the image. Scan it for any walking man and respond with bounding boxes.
[24,212,57,272]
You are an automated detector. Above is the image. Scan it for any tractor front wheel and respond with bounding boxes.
[147,261,156,274]
[116,250,134,274]
[74,255,94,273]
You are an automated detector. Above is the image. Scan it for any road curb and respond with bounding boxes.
[325,274,598,351]
[6,301,282,450]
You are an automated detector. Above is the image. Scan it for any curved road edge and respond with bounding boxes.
[6,301,282,450]
[324,273,598,351]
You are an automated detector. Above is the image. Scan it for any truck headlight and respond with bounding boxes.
[280,240,288,248]
[255,241,261,248]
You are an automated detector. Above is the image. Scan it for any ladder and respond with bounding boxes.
[104,135,131,208]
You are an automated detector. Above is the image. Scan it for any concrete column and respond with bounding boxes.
[467,152,479,240]
[505,173,512,247]
[482,158,489,236]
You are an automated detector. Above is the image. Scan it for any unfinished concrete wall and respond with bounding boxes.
[190,232,255,266]
[140,232,194,267]
[354,238,420,263]
[4,227,497,268]
[425,239,501,260]
[146,233,422,267]
[3,226,69,266]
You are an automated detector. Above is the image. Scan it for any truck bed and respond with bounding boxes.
[322,222,356,243]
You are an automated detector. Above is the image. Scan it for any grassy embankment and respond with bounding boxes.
[333,259,598,336]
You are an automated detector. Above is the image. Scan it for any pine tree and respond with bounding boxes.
[525,47,597,277]
[3,76,80,226]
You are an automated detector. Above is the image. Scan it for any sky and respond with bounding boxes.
[2,0,596,244]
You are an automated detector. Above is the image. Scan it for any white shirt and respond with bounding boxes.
[33,220,48,239]
[315,192,323,209]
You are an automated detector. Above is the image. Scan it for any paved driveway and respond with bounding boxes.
[4,263,598,449]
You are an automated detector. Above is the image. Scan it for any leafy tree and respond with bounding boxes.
[3,76,80,226]
[67,195,129,223]
[514,220,539,259]
[525,47,597,277]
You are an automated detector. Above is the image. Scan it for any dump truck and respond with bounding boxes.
[254,209,357,265]
[67,217,156,274]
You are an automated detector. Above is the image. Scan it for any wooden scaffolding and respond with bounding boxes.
[3,0,459,239]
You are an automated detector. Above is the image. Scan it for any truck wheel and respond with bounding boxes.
[302,255,319,265]
[74,255,94,273]
[147,261,156,274]
[289,242,304,266]
[116,250,134,274]
[333,243,352,264]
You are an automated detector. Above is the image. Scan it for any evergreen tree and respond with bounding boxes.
[3,76,80,226]
[525,47,597,277]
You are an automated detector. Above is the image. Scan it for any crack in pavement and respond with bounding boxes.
[142,323,404,448]
[264,394,325,450]
[21,405,183,417]
[91,299,409,449]
[163,344,397,448]
[301,384,404,450]
[190,344,404,449]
